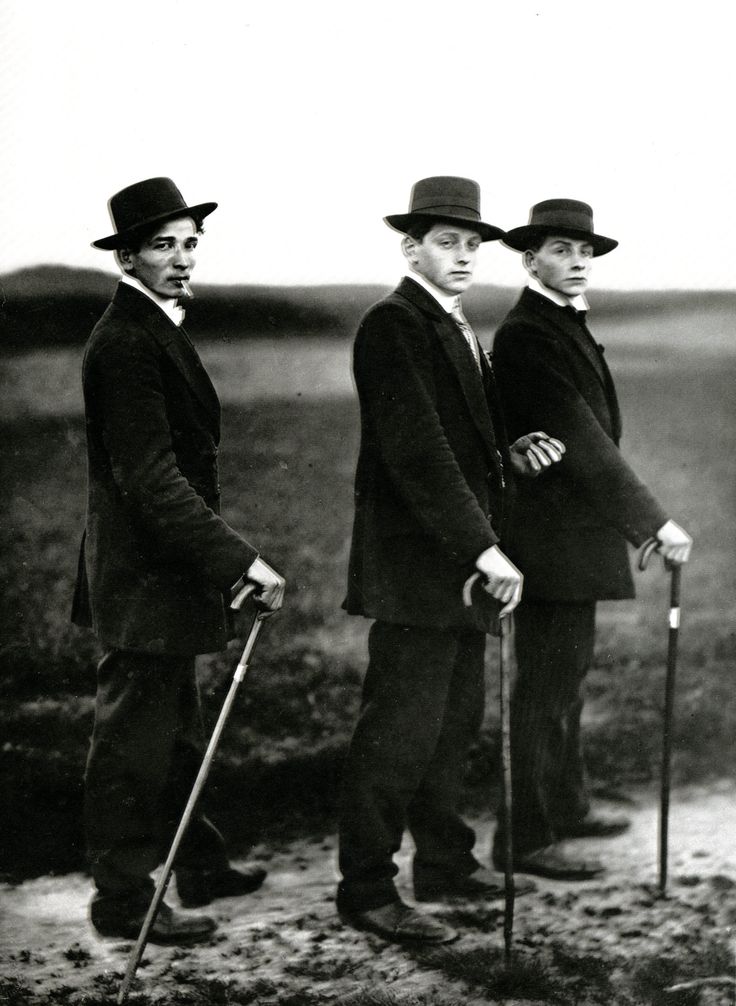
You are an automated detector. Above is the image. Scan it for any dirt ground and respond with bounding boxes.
[2,783,735,1006]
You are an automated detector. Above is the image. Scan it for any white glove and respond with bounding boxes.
[509,431,566,477]
[655,520,692,565]
[475,545,523,616]
[246,557,286,611]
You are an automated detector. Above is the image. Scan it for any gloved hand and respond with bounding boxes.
[655,520,692,566]
[475,545,523,616]
[509,431,566,477]
[246,557,286,611]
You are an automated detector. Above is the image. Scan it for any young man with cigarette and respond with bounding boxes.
[73,177,285,943]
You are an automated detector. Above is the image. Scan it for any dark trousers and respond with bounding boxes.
[338,622,486,912]
[84,650,228,909]
[494,600,596,857]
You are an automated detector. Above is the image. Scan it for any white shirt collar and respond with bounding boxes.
[121,274,185,326]
[405,271,458,314]
[527,275,589,313]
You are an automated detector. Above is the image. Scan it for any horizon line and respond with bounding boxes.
[2,263,736,296]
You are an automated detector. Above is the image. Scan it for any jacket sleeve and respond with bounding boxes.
[87,329,259,588]
[494,323,667,546]
[355,302,499,563]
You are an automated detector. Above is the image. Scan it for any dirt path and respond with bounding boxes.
[2,783,735,1006]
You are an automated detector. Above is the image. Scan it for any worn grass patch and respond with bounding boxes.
[407,944,576,1003]
[626,937,736,1005]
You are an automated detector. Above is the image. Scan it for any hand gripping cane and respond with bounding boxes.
[118,583,273,1005]
[463,572,514,965]
[638,537,682,895]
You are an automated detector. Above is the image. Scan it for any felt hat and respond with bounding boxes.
[384,176,505,242]
[92,177,217,250]
[503,199,618,256]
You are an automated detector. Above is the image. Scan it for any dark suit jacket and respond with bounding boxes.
[72,282,258,655]
[492,287,666,602]
[344,277,510,631]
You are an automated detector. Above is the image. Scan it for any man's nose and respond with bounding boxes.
[172,246,193,269]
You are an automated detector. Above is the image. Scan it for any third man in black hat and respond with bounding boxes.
[490,199,692,880]
[337,176,566,944]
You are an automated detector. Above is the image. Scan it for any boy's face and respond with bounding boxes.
[118,216,199,298]
[403,223,482,295]
[525,235,593,298]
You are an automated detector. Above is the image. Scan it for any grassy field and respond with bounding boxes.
[1,312,735,880]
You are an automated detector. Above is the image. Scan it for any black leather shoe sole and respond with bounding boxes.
[178,866,267,908]
[500,851,604,881]
[557,820,631,839]
[92,913,216,944]
[414,878,536,901]
[338,904,457,945]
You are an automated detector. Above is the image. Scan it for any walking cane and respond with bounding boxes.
[118,583,272,1005]
[463,573,515,964]
[497,613,515,965]
[638,537,682,895]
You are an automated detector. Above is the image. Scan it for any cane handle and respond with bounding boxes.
[639,537,679,574]
[231,581,257,610]
[462,572,515,614]
[462,571,483,608]
[638,537,660,571]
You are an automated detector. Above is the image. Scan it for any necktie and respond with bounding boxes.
[564,305,605,354]
[451,299,482,370]
[566,305,587,322]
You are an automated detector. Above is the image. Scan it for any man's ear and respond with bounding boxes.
[116,248,136,275]
[402,234,419,264]
[523,249,537,276]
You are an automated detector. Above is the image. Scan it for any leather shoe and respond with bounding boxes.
[414,865,536,902]
[91,898,216,944]
[556,811,631,839]
[506,844,605,880]
[339,900,457,945]
[177,864,267,908]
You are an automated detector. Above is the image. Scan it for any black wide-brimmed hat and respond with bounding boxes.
[384,176,505,242]
[503,199,618,256]
[92,177,218,250]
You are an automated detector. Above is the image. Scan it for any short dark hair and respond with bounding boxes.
[404,217,438,242]
[524,237,545,253]
[405,216,484,243]
[119,213,205,253]
[525,230,592,253]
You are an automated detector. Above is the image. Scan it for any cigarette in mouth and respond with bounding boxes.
[179,280,193,299]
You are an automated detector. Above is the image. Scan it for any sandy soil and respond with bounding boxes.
[2,783,735,1006]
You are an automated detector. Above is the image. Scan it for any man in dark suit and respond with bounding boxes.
[72,177,285,942]
[338,177,566,944]
[491,199,692,880]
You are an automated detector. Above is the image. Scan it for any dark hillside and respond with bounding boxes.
[4,265,734,351]
[0,266,388,349]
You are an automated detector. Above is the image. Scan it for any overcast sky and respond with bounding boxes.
[2,1,733,289]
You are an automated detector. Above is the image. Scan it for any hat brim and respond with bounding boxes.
[503,225,618,257]
[92,201,218,250]
[384,212,505,243]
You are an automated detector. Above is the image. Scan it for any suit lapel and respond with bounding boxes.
[397,278,501,464]
[113,283,221,422]
[521,288,622,440]
[524,290,607,387]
